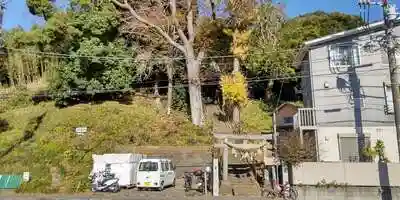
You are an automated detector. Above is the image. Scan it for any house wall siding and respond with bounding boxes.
[304,26,400,162]
[316,126,399,163]
[307,27,400,127]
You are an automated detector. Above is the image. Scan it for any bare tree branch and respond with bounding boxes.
[170,0,189,46]
[111,0,185,53]
[185,0,195,42]
[187,9,195,42]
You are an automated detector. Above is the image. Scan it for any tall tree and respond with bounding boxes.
[246,3,287,101]
[112,0,206,126]
[246,10,363,102]
[279,11,364,50]
[26,0,56,20]
[222,0,257,129]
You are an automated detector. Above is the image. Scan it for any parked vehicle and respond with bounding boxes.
[136,158,176,191]
[91,153,145,188]
[90,164,121,193]
[183,166,212,194]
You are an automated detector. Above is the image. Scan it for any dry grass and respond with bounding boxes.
[0,78,48,95]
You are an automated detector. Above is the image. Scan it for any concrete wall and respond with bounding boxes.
[317,126,399,162]
[293,162,400,186]
[297,186,400,200]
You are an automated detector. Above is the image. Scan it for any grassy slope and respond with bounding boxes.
[0,99,211,193]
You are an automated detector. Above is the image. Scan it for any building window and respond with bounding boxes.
[283,117,293,124]
[328,43,360,68]
[338,135,370,162]
[383,82,394,114]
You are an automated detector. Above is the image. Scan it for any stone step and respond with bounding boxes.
[227,174,260,196]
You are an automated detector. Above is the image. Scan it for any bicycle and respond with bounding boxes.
[262,182,298,200]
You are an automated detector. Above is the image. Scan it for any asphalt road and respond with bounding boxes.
[0,180,266,200]
[0,189,266,200]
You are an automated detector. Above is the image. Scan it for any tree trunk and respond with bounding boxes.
[232,57,240,128]
[264,80,274,103]
[186,51,203,126]
[167,62,173,115]
[154,71,161,108]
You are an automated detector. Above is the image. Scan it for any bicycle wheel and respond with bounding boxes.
[266,191,278,199]
[288,187,298,200]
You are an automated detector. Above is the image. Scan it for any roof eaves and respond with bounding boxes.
[304,20,386,47]
[274,102,299,113]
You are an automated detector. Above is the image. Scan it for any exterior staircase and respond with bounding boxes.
[219,165,261,196]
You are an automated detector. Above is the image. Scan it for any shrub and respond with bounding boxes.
[278,130,317,166]
[0,89,33,113]
[241,100,272,133]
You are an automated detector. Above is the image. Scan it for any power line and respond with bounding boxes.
[3,38,383,62]
[0,50,390,90]
[1,48,386,74]
[0,63,389,97]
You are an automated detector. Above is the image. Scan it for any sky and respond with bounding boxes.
[2,0,398,31]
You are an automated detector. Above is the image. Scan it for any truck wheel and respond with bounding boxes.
[137,187,143,191]
[158,182,164,191]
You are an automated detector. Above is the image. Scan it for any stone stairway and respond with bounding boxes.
[229,173,261,196]
[219,166,261,196]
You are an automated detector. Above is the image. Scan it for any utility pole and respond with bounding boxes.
[384,1,400,163]
[359,0,400,161]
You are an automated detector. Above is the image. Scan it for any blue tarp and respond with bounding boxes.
[0,175,23,189]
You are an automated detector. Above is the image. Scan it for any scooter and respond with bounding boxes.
[184,166,212,194]
[90,165,120,193]
[183,171,193,192]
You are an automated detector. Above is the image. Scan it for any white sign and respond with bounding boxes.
[75,127,87,136]
[22,172,30,182]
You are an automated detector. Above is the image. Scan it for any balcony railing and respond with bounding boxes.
[296,108,317,129]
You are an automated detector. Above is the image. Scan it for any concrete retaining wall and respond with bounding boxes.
[297,186,400,200]
[293,162,400,186]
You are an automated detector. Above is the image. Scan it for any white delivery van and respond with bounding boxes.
[136,158,176,191]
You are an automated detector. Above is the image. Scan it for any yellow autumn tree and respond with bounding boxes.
[221,0,256,129]
[220,71,248,106]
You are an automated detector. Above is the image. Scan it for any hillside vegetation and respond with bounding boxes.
[0,96,211,193]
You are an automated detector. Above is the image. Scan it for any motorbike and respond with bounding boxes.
[90,164,120,193]
[183,166,212,194]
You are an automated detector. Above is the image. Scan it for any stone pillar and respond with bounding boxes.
[282,163,289,184]
[223,138,228,181]
[271,165,276,189]
[263,140,268,188]
[213,157,219,196]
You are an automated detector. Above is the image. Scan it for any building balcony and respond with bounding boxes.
[296,108,317,130]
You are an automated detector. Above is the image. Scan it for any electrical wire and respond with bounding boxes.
[0,49,386,86]
[0,64,389,97]
[0,43,393,96]
[3,38,382,62]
